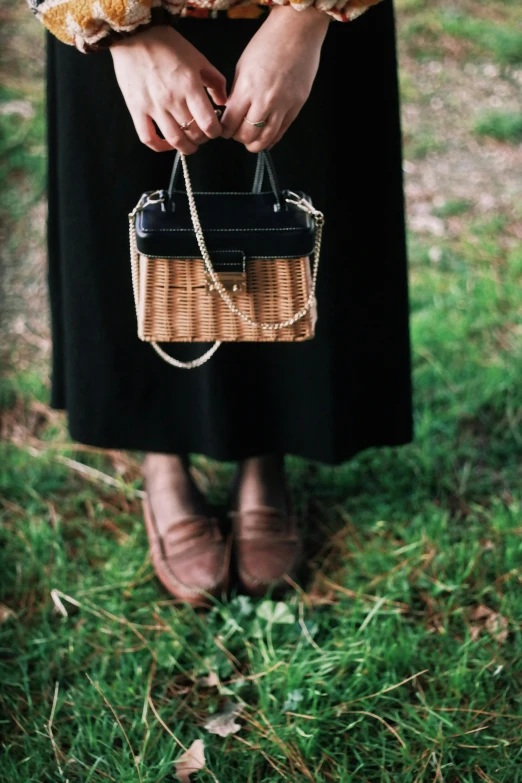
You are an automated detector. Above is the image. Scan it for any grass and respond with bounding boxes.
[2,1,522,782]
[0,85,46,220]
[439,12,522,66]
[473,111,522,144]
[400,1,522,64]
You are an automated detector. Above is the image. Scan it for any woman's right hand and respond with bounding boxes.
[111,26,227,155]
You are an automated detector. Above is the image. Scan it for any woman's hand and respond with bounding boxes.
[221,6,329,152]
[111,26,227,154]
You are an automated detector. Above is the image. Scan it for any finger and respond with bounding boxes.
[186,87,222,140]
[154,110,198,155]
[176,102,208,146]
[245,117,283,153]
[233,104,272,146]
[200,62,228,107]
[133,113,173,153]
[268,108,300,150]
[221,97,250,140]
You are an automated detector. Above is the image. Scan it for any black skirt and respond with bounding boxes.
[46,2,413,465]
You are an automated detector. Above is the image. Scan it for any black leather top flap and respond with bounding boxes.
[135,190,316,260]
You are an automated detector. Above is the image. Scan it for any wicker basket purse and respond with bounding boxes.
[128,149,325,369]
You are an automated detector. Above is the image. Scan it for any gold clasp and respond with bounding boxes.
[207,271,247,294]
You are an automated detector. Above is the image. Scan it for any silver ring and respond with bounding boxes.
[243,117,267,129]
[179,118,195,132]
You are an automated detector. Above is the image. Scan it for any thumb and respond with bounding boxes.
[201,63,228,107]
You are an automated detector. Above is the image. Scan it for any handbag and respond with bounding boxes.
[128,148,325,369]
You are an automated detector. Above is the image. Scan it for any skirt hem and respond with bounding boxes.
[56,406,414,466]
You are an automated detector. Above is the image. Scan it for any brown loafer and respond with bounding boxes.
[231,506,302,598]
[143,497,229,606]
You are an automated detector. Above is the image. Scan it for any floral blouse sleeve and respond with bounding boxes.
[261,0,384,23]
[29,0,384,53]
[27,0,178,53]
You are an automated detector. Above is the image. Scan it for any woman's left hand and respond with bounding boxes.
[221,5,329,152]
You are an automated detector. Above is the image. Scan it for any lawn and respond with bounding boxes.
[1,1,522,781]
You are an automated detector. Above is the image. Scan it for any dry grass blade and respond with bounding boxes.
[147,695,188,753]
[343,710,407,749]
[87,675,143,783]
[47,682,69,782]
[338,669,428,710]
[50,589,68,618]
[21,445,146,498]
[147,697,220,783]
[323,577,409,612]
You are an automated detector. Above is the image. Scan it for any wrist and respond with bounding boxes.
[110,24,175,52]
[269,4,330,36]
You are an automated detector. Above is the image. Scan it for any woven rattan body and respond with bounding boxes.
[138,254,316,343]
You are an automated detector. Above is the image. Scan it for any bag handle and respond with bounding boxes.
[167,150,282,209]
[128,153,324,370]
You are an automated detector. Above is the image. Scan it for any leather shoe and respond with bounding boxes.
[143,497,229,605]
[231,505,302,597]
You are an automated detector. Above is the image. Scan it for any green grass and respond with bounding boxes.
[473,111,522,144]
[402,3,522,64]
[2,1,522,781]
[2,213,522,782]
[431,199,473,218]
[405,133,447,160]
[0,85,46,221]
[439,12,522,66]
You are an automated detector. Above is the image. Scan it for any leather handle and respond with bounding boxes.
[167,149,282,208]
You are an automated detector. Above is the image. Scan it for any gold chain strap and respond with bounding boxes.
[179,154,325,331]
[128,155,325,369]
[129,199,222,370]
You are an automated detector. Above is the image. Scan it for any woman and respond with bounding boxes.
[31,0,412,603]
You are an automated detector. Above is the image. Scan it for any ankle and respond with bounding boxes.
[142,453,207,526]
[236,454,287,512]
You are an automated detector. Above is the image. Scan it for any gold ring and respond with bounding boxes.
[243,117,267,129]
[179,118,195,131]
[180,109,222,132]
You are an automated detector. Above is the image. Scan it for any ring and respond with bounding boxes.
[179,109,222,132]
[179,118,195,131]
[243,117,267,129]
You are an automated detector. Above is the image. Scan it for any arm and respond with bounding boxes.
[110,26,227,154]
[222,0,385,150]
[30,0,226,153]
[221,5,330,152]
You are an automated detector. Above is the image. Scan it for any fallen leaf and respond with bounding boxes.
[469,604,509,645]
[0,100,35,119]
[470,604,492,621]
[485,612,509,645]
[197,671,219,688]
[204,702,243,738]
[175,739,206,783]
[0,604,15,623]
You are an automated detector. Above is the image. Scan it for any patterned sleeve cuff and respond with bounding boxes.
[261,0,384,22]
[28,0,172,53]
